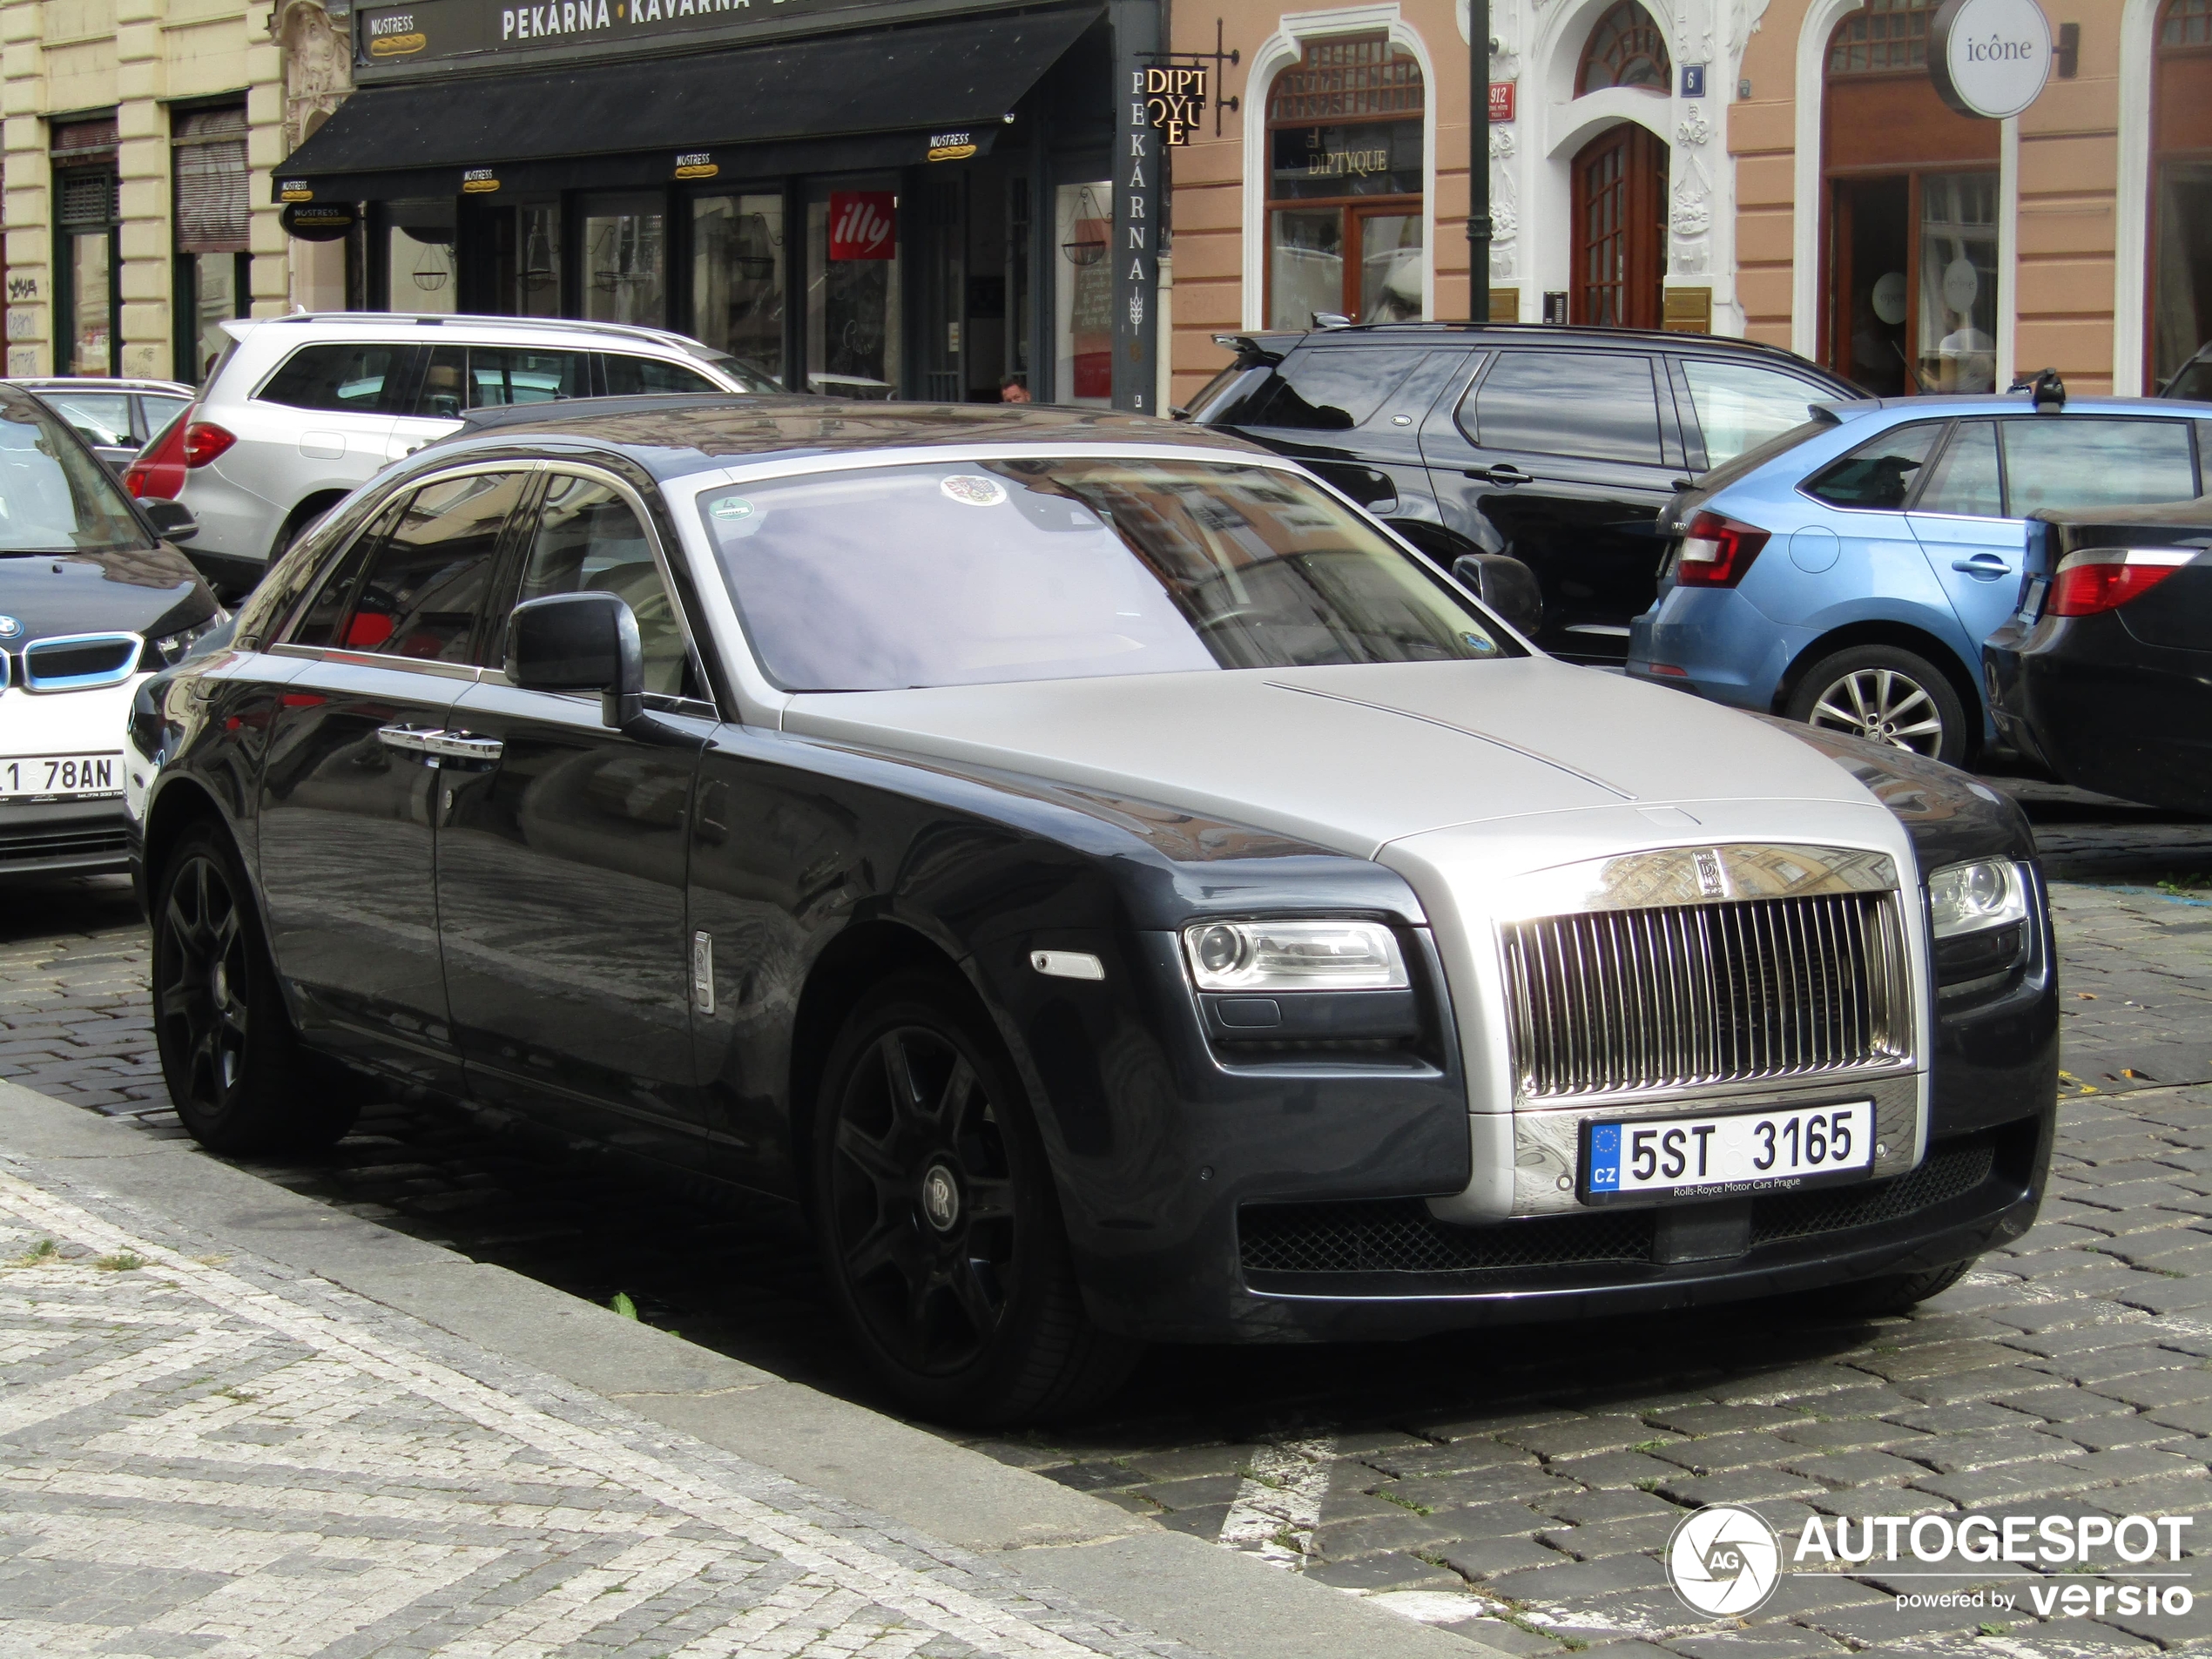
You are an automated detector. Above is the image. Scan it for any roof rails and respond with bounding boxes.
[250,310,699,348]
[1247,318,1828,367]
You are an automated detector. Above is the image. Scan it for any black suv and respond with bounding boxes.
[1184,322,1860,663]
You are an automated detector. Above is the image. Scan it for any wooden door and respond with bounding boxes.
[1572,125,1668,329]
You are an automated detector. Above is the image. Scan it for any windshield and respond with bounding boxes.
[0,388,152,555]
[698,456,1518,691]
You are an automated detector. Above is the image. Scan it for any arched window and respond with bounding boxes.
[1826,0,1929,74]
[2151,0,2212,385]
[1264,34,1426,329]
[1577,3,1670,96]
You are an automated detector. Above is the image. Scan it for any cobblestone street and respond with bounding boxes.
[3,781,2211,1656]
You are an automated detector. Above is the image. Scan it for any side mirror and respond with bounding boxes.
[142,498,198,543]
[507,590,644,729]
[1453,552,1545,639]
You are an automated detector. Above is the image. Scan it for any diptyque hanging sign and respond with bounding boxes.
[1928,0,2053,118]
[1145,66,1206,146]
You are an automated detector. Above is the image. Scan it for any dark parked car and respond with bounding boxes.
[1183,322,1859,663]
[129,397,2054,1425]
[1984,496,2212,813]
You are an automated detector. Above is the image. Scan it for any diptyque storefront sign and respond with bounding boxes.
[1144,66,1205,146]
[1928,0,2053,118]
[353,0,1038,76]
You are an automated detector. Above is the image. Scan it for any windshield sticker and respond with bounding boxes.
[710,496,755,521]
[940,474,1008,508]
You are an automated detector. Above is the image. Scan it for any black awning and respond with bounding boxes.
[274,5,1098,202]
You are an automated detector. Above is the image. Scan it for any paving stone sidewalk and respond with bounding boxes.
[0,1155,1206,1659]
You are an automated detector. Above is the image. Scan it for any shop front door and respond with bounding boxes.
[1571,125,1667,330]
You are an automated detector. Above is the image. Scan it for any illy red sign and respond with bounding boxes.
[828,192,896,261]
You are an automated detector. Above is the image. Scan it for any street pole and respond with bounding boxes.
[1467,0,1491,323]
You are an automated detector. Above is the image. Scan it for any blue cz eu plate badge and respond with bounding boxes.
[1588,1123,1622,1192]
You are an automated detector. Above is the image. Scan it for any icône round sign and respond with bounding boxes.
[1929,0,2053,119]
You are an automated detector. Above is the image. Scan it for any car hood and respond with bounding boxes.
[780,658,1880,860]
[0,545,214,643]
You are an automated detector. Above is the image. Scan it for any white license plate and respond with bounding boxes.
[0,753,121,799]
[1583,1102,1874,1202]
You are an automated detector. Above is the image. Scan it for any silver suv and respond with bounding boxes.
[134,313,773,589]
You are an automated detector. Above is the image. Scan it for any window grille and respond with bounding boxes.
[57,170,118,228]
[1828,0,1929,73]
[2162,0,2212,46]
[1265,36,1424,124]
[1578,2,1672,94]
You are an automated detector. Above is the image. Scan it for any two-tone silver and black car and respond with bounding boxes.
[126,399,2059,1424]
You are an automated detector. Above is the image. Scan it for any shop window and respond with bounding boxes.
[172,107,251,383]
[1055,182,1111,406]
[691,194,785,388]
[51,117,119,378]
[487,202,562,319]
[1264,34,1426,330]
[806,178,900,399]
[583,192,666,327]
[2151,0,2212,387]
[1577,3,1671,94]
[1827,0,1929,74]
[1822,2,1997,395]
[388,199,458,314]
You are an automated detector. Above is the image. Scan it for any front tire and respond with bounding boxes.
[152,823,360,1154]
[1785,644,1971,766]
[1835,1258,1977,1315]
[811,972,1136,1426]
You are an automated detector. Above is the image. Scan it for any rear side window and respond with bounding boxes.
[338,471,529,661]
[257,344,415,414]
[1678,359,1825,467]
[1243,347,1431,430]
[42,390,134,448]
[1913,420,2004,516]
[417,346,591,417]
[2001,418,2197,517]
[1803,421,1946,509]
[600,354,720,395]
[1468,351,1662,465]
[288,502,402,648]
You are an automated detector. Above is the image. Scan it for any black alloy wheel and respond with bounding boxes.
[152,823,361,1154]
[1785,644,1970,767]
[813,973,1135,1425]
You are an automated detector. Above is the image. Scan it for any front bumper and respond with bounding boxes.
[0,796,132,875]
[0,677,142,877]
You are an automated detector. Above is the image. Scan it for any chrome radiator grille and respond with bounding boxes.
[1501,892,1911,1099]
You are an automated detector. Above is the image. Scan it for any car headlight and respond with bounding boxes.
[1927,859,2030,939]
[147,612,226,668]
[1181,919,1409,992]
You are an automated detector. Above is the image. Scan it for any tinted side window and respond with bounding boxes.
[600,354,719,396]
[288,502,402,647]
[1803,421,1946,509]
[340,471,528,661]
[1913,420,2004,516]
[1248,347,1432,430]
[1468,351,1662,464]
[258,344,415,415]
[2002,418,2197,517]
[514,475,691,698]
[1678,360,1825,467]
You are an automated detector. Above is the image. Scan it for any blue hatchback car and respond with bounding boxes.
[1626,390,2212,765]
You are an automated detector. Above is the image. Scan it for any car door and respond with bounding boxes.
[1901,419,2023,657]
[1421,347,1687,662]
[434,466,714,1151]
[254,466,528,1086]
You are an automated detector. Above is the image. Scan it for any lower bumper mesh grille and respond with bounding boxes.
[0,824,129,863]
[1241,1133,2009,1280]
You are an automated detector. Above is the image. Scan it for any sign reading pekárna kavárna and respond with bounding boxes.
[1928,0,2053,118]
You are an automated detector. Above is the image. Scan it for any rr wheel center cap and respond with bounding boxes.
[920,1163,962,1233]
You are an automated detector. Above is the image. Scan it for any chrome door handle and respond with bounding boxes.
[375,724,446,757]
[1952,554,2013,577]
[420,730,503,762]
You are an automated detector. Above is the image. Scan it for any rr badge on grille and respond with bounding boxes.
[1694,847,1726,899]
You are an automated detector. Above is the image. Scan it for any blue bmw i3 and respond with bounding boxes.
[1627,383,2212,765]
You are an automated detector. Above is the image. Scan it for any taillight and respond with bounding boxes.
[182,421,236,469]
[1675,511,1771,587]
[125,403,194,499]
[2047,546,2198,617]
